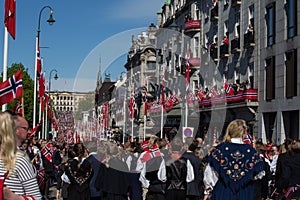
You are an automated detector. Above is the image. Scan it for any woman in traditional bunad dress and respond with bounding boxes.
[203,119,265,200]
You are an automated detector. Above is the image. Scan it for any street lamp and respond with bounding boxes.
[33,6,55,129]
[46,69,58,139]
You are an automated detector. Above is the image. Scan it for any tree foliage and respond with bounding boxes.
[74,93,95,120]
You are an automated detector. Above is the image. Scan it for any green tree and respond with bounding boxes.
[0,63,34,126]
[74,93,95,120]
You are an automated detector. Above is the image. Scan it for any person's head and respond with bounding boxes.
[13,115,30,147]
[171,137,183,152]
[0,112,17,172]
[223,119,247,142]
[73,142,86,158]
[288,140,300,155]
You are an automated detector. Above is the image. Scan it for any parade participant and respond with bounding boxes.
[281,140,300,199]
[165,137,194,200]
[0,111,42,200]
[136,135,166,200]
[86,140,102,200]
[182,138,204,200]
[203,119,265,200]
[274,138,293,196]
[95,141,131,200]
[64,142,93,200]
[12,114,30,148]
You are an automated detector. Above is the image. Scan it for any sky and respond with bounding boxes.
[0,0,165,92]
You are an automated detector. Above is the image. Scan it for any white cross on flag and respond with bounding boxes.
[0,70,22,106]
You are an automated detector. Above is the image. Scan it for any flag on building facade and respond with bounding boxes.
[4,0,16,39]
[185,47,191,103]
[129,91,135,119]
[0,69,22,106]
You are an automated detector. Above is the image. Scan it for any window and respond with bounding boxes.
[266,3,276,46]
[286,49,297,98]
[266,57,275,100]
[286,0,297,39]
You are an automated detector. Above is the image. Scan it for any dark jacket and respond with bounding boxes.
[166,157,187,191]
[182,151,204,198]
[86,153,102,198]
[282,153,300,197]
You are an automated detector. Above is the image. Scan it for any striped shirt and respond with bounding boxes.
[0,151,42,200]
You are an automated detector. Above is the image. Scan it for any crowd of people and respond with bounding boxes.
[0,110,300,200]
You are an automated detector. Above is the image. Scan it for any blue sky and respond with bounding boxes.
[0,0,165,91]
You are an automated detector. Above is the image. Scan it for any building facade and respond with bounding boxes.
[121,0,299,144]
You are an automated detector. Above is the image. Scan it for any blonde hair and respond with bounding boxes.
[0,112,17,172]
[223,119,247,142]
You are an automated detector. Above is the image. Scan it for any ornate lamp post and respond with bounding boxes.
[33,6,55,129]
[45,69,58,139]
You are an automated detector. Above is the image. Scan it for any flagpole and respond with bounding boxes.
[2,28,9,112]
[21,97,25,118]
[123,89,127,143]
[33,36,39,128]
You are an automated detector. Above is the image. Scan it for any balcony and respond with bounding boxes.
[231,37,241,53]
[189,57,200,68]
[198,89,258,107]
[231,0,241,7]
[244,31,255,48]
[184,20,201,33]
[210,5,218,21]
[220,44,229,58]
[181,57,201,72]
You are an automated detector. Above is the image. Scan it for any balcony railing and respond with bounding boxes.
[184,20,201,32]
[231,0,241,7]
[189,57,200,67]
[244,31,255,48]
[231,38,241,53]
[198,89,258,107]
[220,44,229,58]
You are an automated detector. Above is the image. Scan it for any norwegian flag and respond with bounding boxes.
[243,133,255,147]
[224,81,234,95]
[213,128,218,144]
[41,143,54,162]
[185,47,191,102]
[12,99,22,115]
[197,87,204,102]
[141,140,149,151]
[210,84,217,98]
[284,185,300,200]
[129,91,136,119]
[141,144,162,163]
[67,131,74,145]
[101,102,109,129]
[38,72,45,98]
[188,90,195,104]
[28,123,40,138]
[161,70,166,107]
[0,69,22,106]
[35,37,42,78]
[4,0,16,39]
[36,168,45,190]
